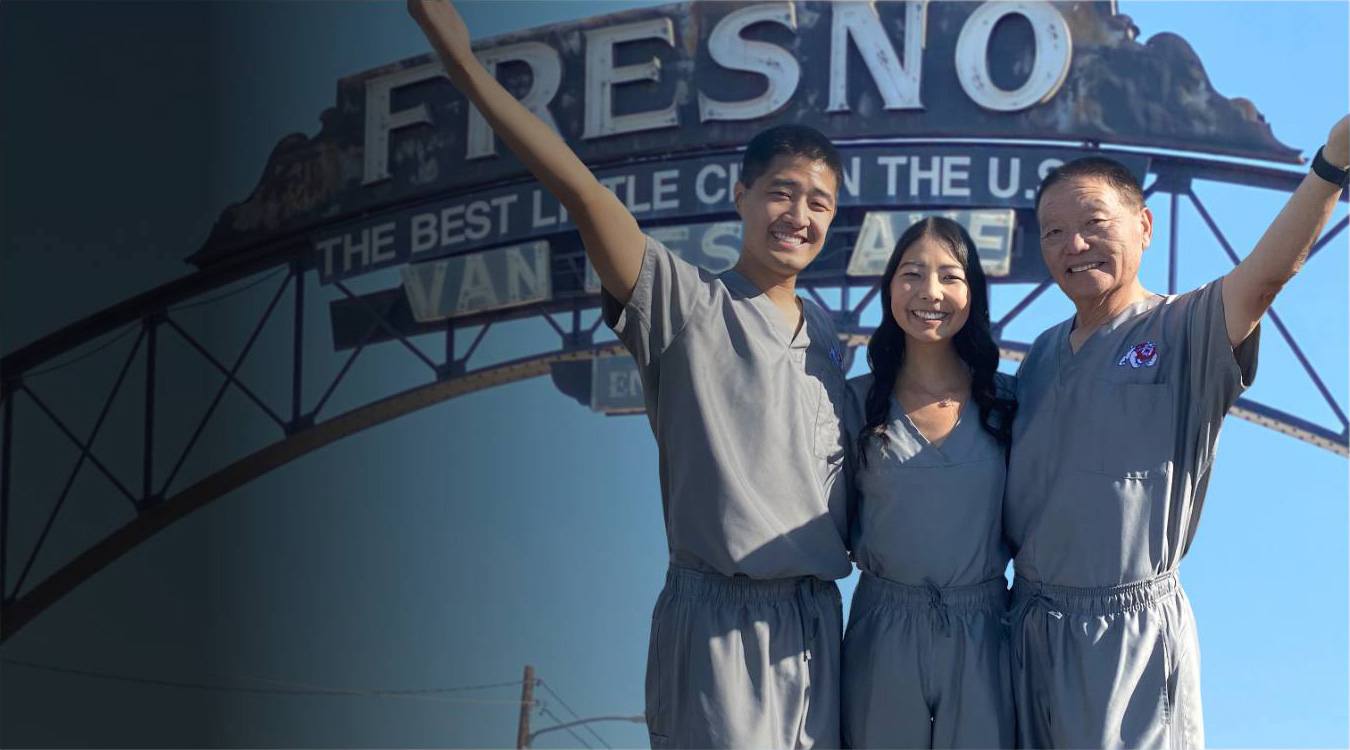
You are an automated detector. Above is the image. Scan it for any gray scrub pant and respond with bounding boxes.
[841,573,1013,749]
[645,566,843,749]
[1010,571,1203,749]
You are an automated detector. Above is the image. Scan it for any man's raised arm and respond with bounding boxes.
[1223,116,1348,347]
[408,0,645,303]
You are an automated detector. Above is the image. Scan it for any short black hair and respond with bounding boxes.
[1034,157,1145,214]
[739,125,843,194]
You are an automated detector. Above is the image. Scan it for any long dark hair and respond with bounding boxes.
[858,217,1015,463]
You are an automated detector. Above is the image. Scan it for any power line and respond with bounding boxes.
[235,670,527,698]
[168,266,289,313]
[1,658,524,704]
[537,678,612,749]
[18,266,289,380]
[537,704,593,749]
[22,324,139,378]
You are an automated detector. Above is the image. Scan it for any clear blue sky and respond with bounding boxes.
[0,2,1345,747]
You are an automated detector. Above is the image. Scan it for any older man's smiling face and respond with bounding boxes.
[1037,175,1153,309]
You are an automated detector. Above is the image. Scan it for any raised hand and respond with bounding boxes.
[404,0,645,302]
[408,0,472,71]
[1222,112,1350,346]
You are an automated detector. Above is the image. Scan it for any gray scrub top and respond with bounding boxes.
[849,373,1014,587]
[1005,278,1259,587]
[602,235,853,581]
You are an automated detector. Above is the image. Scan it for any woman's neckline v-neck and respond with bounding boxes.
[891,393,970,455]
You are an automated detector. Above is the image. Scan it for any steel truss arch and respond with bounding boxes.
[1,147,1345,642]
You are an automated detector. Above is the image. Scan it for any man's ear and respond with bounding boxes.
[1139,205,1154,250]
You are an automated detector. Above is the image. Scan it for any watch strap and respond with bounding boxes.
[1311,145,1349,189]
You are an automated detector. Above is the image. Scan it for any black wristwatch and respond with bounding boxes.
[1311,145,1349,189]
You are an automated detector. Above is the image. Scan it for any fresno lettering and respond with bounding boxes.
[363,1,1073,184]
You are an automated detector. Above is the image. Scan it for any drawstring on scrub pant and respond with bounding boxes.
[1006,580,1063,669]
[925,581,953,636]
[795,578,821,661]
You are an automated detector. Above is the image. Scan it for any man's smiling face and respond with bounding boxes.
[733,154,838,280]
[1037,175,1153,308]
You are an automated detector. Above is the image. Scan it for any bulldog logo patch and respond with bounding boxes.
[1118,340,1159,368]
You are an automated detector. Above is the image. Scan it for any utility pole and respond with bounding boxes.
[516,664,535,749]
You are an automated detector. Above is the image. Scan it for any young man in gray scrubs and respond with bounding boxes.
[1007,116,1348,748]
[409,3,853,747]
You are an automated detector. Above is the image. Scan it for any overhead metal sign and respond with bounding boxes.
[590,354,647,414]
[401,240,551,322]
[847,209,1016,278]
[192,0,1297,267]
[324,145,1140,347]
[316,144,1147,284]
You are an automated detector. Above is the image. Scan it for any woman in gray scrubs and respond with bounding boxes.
[842,217,1016,748]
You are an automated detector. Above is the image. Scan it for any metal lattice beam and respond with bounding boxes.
[1,148,1345,644]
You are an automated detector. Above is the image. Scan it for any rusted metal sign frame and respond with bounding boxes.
[191,0,1300,267]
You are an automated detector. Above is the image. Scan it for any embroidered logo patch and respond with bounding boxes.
[828,344,845,371]
[1118,340,1159,368]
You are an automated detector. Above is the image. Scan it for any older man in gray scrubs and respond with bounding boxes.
[409,4,853,747]
[1007,116,1348,748]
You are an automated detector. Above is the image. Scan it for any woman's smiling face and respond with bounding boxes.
[888,233,971,344]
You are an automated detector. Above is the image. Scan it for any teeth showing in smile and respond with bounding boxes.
[912,310,948,321]
[1068,261,1104,273]
[771,231,806,246]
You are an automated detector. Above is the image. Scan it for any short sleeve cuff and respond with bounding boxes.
[1209,276,1260,392]
[601,234,663,338]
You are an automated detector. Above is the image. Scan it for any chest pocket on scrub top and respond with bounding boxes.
[811,372,848,463]
[1077,379,1176,478]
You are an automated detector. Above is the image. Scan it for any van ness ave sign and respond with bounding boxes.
[192,0,1297,266]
